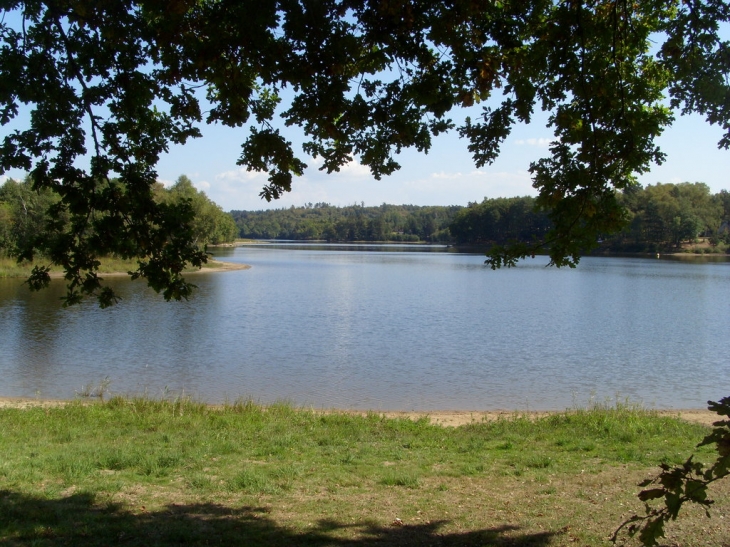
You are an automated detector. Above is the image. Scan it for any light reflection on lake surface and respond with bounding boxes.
[1,246,728,410]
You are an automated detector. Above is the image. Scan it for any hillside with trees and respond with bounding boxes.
[231,183,729,255]
[448,196,552,246]
[0,175,237,261]
[231,204,461,243]
[450,183,730,254]
[611,183,730,252]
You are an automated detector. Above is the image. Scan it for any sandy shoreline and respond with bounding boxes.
[187,260,251,273]
[316,408,721,427]
[0,397,719,427]
[35,258,251,279]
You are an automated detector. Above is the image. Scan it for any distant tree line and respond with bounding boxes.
[611,183,730,251]
[449,196,552,245]
[451,183,730,252]
[231,203,462,242]
[0,175,237,259]
[232,183,730,253]
[6,177,723,258]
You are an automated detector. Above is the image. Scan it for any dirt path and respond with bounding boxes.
[373,408,721,427]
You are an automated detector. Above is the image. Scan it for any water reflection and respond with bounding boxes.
[1,251,728,410]
[233,241,453,253]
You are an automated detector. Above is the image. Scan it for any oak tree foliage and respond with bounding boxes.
[1,0,729,305]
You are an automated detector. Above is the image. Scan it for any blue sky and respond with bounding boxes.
[3,100,728,212]
[153,107,730,211]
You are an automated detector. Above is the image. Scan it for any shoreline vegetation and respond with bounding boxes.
[0,396,718,427]
[0,396,721,426]
[0,256,250,279]
[0,397,727,546]
[229,184,730,257]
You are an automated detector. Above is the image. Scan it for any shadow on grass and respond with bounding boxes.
[0,489,557,546]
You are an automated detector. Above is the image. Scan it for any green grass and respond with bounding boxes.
[0,255,230,278]
[0,398,727,546]
[0,256,34,278]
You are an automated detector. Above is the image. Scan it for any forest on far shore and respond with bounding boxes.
[232,182,730,254]
[2,179,729,260]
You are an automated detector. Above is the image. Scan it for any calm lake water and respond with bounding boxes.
[1,245,728,410]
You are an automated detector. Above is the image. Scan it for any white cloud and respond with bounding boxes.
[430,171,466,180]
[205,166,335,210]
[305,157,371,179]
[215,167,269,183]
[334,159,371,178]
[398,169,536,204]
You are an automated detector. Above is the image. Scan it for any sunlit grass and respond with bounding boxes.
[0,255,224,278]
[0,397,727,545]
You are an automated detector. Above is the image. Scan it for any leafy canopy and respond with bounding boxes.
[1,0,729,304]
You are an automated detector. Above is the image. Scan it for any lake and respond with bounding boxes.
[1,245,728,411]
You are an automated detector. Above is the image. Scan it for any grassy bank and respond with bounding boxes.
[0,256,144,278]
[0,256,242,278]
[0,399,727,546]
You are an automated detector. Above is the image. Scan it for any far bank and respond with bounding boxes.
[0,256,249,279]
